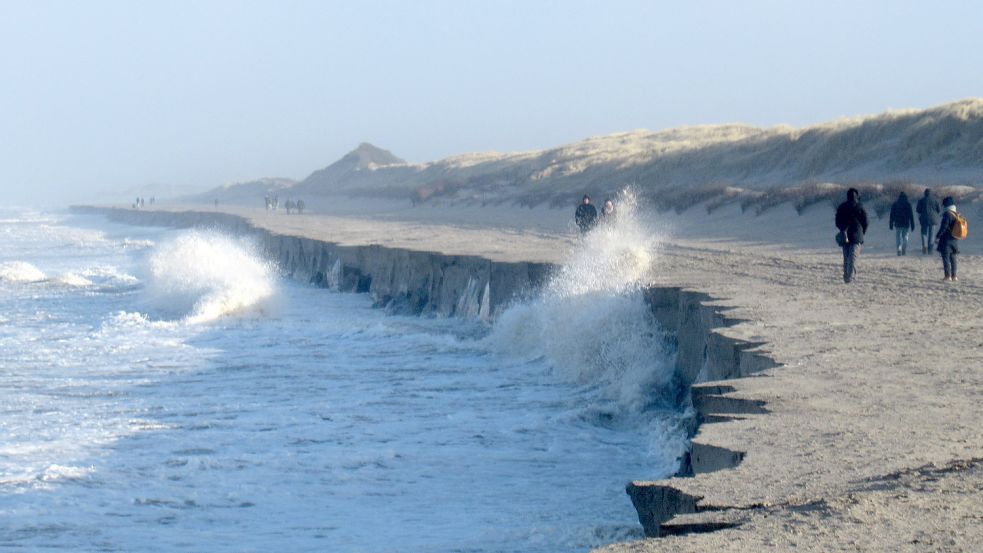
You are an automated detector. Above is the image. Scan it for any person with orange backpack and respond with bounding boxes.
[935,196,968,281]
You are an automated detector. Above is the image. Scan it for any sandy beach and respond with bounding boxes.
[609,208,982,552]
[125,198,982,552]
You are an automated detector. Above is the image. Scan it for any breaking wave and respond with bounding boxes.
[142,231,277,323]
[487,189,676,412]
[53,272,94,287]
[486,189,688,475]
[0,261,47,282]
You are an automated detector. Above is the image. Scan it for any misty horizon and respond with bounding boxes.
[2,1,982,206]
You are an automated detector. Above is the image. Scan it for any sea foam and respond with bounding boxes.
[142,230,278,323]
[486,189,676,413]
[0,261,47,282]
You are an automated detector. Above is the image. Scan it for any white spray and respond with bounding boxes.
[487,189,676,412]
[486,189,688,474]
[142,230,278,323]
[0,261,47,282]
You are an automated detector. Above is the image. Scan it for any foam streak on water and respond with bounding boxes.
[0,205,687,553]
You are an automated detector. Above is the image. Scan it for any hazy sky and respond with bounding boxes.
[2,0,981,204]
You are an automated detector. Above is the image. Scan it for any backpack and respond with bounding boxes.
[951,212,968,240]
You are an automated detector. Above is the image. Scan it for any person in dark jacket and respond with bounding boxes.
[835,188,869,283]
[888,191,915,256]
[574,195,598,234]
[915,188,941,254]
[935,196,960,281]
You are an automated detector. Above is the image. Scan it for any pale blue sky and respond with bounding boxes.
[1,0,981,204]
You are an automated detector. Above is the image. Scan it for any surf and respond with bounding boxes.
[0,260,47,282]
[142,230,278,323]
[486,189,688,472]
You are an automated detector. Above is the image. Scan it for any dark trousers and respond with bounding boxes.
[842,243,861,283]
[941,245,958,278]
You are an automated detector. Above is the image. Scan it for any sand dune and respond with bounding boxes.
[198,99,983,209]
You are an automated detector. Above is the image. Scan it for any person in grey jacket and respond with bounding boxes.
[916,188,941,254]
[935,196,960,281]
[889,192,915,256]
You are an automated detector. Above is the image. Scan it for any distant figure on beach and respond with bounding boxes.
[935,196,963,281]
[916,188,941,254]
[598,198,615,224]
[888,192,915,256]
[264,195,271,211]
[575,195,597,233]
[835,188,869,284]
[296,199,305,214]
[214,199,219,209]
[150,196,155,205]
[285,199,295,214]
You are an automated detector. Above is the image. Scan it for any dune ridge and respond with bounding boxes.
[201,99,983,208]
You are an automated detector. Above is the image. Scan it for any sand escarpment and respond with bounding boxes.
[70,206,551,319]
[630,288,779,537]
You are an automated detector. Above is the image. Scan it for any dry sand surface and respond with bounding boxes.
[169,202,578,263]
[152,200,981,552]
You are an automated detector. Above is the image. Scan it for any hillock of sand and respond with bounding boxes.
[197,99,983,210]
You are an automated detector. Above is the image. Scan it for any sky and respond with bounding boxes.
[1,0,981,205]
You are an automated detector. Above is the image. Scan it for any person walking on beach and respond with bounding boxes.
[889,191,915,256]
[575,195,598,234]
[916,188,941,254]
[835,188,869,284]
[935,196,963,281]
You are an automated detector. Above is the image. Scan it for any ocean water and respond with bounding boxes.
[0,203,689,552]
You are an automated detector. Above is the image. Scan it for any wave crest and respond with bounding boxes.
[487,189,676,412]
[0,261,47,282]
[143,231,277,323]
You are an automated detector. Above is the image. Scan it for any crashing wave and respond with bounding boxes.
[143,230,278,323]
[486,189,675,412]
[0,261,47,282]
[54,272,94,287]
